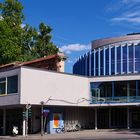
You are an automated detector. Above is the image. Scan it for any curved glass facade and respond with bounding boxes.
[73,42,140,76]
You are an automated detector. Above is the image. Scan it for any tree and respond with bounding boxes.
[34,22,59,58]
[0,0,59,65]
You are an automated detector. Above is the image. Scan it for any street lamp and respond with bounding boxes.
[40,101,44,136]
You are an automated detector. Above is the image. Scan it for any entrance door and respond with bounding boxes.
[97,109,109,129]
[132,112,140,128]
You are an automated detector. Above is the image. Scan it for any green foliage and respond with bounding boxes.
[0,0,59,65]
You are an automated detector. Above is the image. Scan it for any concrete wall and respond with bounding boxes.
[20,67,89,106]
[0,68,20,106]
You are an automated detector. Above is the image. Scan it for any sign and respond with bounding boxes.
[43,109,50,117]
[53,113,62,128]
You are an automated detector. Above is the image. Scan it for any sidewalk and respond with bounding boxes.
[0,129,140,140]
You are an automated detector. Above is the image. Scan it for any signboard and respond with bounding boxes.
[43,109,50,117]
[53,113,62,128]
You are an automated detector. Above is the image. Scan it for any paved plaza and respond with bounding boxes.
[0,129,140,140]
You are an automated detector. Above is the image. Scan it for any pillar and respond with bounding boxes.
[95,108,97,130]
[22,108,26,136]
[127,107,130,129]
[3,109,6,135]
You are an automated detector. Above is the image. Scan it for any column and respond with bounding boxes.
[3,109,6,135]
[22,108,26,136]
[95,108,97,130]
[127,107,130,129]
[109,108,111,129]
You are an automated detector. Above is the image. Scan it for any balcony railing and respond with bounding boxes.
[91,96,140,104]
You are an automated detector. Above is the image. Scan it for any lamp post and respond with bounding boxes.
[40,101,44,136]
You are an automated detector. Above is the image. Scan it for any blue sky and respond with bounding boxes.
[12,0,140,72]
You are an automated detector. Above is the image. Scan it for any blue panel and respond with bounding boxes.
[91,51,94,76]
[133,44,135,73]
[109,47,111,75]
[117,46,121,74]
[100,49,104,75]
[127,45,129,73]
[123,45,127,73]
[135,45,140,72]
[129,45,133,73]
[94,49,96,76]
[111,47,115,75]
[95,50,98,76]
[105,48,109,75]
[121,46,123,74]
[115,47,117,74]
[98,48,100,76]
[103,47,106,75]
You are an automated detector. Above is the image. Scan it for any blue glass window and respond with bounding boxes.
[105,48,109,75]
[123,46,127,73]
[129,45,133,72]
[91,51,94,76]
[100,50,104,75]
[111,47,115,75]
[87,53,90,76]
[95,51,98,76]
[135,45,140,72]
[117,46,121,74]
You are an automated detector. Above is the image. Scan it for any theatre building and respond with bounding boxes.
[1,34,140,136]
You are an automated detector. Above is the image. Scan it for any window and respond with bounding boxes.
[95,51,98,76]
[123,46,127,73]
[91,51,94,76]
[0,78,6,95]
[7,75,18,94]
[129,81,136,96]
[129,45,133,72]
[106,48,109,75]
[114,81,127,97]
[135,45,140,72]
[111,47,115,75]
[117,46,121,73]
[100,50,104,75]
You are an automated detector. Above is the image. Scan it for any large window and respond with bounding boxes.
[7,75,18,94]
[114,81,127,97]
[91,51,94,76]
[129,45,133,72]
[91,82,112,98]
[100,50,104,75]
[106,48,109,75]
[135,45,140,72]
[129,81,136,96]
[111,47,115,75]
[117,46,121,73]
[0,78,6,95]
[123,46,127,73]
[95,51,98,76]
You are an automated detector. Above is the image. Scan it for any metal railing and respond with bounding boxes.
[91,96,140,104]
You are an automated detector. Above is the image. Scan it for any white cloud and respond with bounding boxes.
[122,0,140,4]
[59,44,90,54]
[20,23,26,28]
[111,11,140,24]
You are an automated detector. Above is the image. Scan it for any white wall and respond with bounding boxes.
[20,67,89,106]
[0,68,21,106]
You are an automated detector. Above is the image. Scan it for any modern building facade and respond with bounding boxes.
[1,34,140,136]
[73,34,140,129]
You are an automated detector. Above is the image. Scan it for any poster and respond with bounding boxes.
[53,113,62,128]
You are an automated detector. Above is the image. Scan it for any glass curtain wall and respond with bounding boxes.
[91,80,139,103]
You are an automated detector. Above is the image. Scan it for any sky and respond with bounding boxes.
[5,0,140,73]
